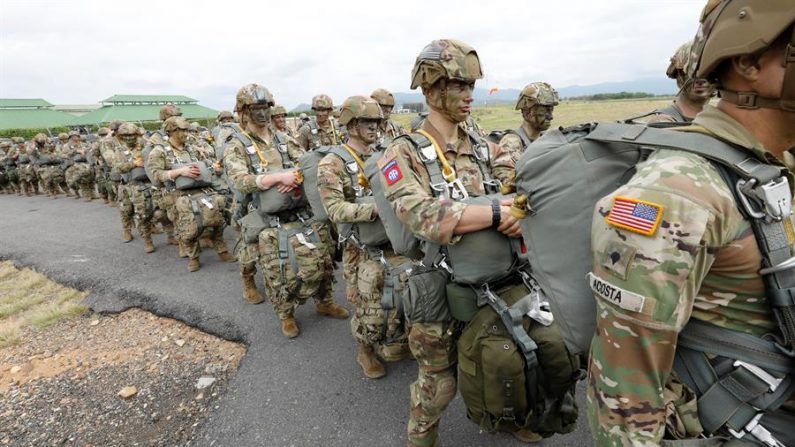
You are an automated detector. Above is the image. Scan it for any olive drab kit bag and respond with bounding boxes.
[367,130,580,437]
[514,121,795,446]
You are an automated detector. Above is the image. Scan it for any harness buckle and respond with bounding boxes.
[278,144,288,153]
[473,144,490,162]
[448,179,469,201]
[736,177,792,222]
[732,360,783,392]
[729,413,785,447]
[418,144,437,162]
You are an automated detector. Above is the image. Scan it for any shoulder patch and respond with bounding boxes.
[588,272,645,313]
[382,159,403,186]
[377,148,397,169]
[606,196,664,237]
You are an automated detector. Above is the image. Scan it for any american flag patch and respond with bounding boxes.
[606,197,664,236]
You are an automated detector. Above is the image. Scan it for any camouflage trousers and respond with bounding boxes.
[407,321,460,447]
[106,179,120,203]
[117,183,153,239]
[94,167,109,200]
[350,247,410,358]
[257,220,335,319]
[65,163,94,198]
[37,166,66,196]
[342,243,361,303]
[17,164,37,195]
[166,191,229,259]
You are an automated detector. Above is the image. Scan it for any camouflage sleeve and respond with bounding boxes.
[317,154,376,224]
[285,135,305,164]
[110,150,134,173]
[498,133,523,163]
[296,125,311,150]
[587,149,741,446]
[147,146,172,184]
[222,140,259,194]
[488,140,516,188]
[380,140,467,245]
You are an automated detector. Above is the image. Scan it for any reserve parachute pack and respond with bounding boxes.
[368,130,579,437]
[514,121,795,445]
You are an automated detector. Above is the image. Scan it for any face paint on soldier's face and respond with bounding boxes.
[315,108,331,124]
[248,106,271,126]
[529,106,554,131]
[272,114,286,130]
[354,119,380,144]
[380,105,393,121]
[427,80,474,123]
[685,78,715,103]
[121,134,137,147]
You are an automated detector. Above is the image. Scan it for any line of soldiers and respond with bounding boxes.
[3,2,792,444]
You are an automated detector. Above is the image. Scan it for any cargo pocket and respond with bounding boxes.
[481,336,527,424]
[405,266,450,324]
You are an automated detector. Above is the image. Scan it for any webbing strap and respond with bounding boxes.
[328,146,362,193]
[464,129,499,194]
[511,127,533,149]
[481,289,539,370]
[190,198,204,237]
[380,260,414,311]
[273,132,294,168]
[142,186,154,217]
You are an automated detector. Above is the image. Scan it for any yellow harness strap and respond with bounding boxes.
[416,129,456,182]
[240,130,269,168]
[342,144,369,188]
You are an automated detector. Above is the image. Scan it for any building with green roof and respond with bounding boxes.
[0,99,78,130]
[69,95,218,126]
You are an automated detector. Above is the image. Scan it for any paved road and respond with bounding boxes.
[0,194,593,447]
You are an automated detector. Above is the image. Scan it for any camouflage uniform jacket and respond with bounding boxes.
[58,142,89,160]
[379,119,515,247]
[587,104,794,445]
[498,122,537,161]
[382,119,404,140]
[222,129,304,196]
[108,142,145,176]
[148,142,210,188]
[317,145,377,225]
[296,119,342,150]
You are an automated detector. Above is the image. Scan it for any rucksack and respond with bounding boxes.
[300,145,362,224]
[514,121,795,444]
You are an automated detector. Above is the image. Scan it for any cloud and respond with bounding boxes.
[0,0,705,110]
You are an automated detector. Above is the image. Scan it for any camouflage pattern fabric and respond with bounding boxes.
[587,105,794,445]
[380,119,515,446]
[106,138,146,234]
[5,145,22,194]
[15,145,38,195]
[296,119,343,150]
[60,142,95,198]
[317,145,407,350]
[148,142,229,260]
[498,124,536,162]
[30,143,66,197]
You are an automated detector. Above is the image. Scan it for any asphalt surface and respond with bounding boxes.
[0,193,594,447]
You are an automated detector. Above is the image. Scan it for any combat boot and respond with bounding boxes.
[356,344,386,379]
[315,301,349,319]
[217,251,236,262]
[151,226,163,235]
[143,238,156,254]
[187,257,201,272]
[167,235,178,246]
[123,228,133,242]
[507,428,543,443]
[241,268,265,304]
[280,317,300,338]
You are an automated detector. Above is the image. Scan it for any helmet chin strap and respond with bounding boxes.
[720,27,795,113]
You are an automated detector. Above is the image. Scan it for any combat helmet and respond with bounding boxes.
[410,39,483,90]
[12,137,24,144]
[217,110,234,122]
[338,96,384,126]
[689,0,795,111]
[515,82,560,110]
[370,88,395,107]
[117,122,139,136]
[163,116,190,134]
[235,84,274,112]
[189,122,201,132]
[271,105,288,116]
[666,40,695,89]
[311,94,333,110]
[0,141,11,149]
[68,130,80,139]
[58,132,68,141]
[159,104,182,121]
[33,133,48,145]
[97,127,110,137]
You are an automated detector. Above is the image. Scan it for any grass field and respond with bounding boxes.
[0,262,87,347]
[392,97,675,133]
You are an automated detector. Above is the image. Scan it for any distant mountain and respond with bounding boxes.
[394,78,678,108]
[290,103,312,113]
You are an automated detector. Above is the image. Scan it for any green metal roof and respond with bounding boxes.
[68,104,219,126]
[0,109,77,130]
[101,95,198,104]
[0,98,54,109]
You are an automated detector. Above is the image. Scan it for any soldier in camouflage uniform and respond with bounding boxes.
[380,39,539,446]
[61,131,95,201]
[14,137,37,196]
[90,127,112,204]
[498,82,559,160]
[148,117,234,271]
[145,105,182,242]
[371,88,404,148]
[296,94,344,151]
[318,95,410,379]
[270,105,296,138]
[1,141,20,195]
[107,122,158,253]
[0,142,11,194]
[630,40,717,124]
[588,2,795,445]
[223,83,347,337]
[102,122,142,244]
[29,133,67,198]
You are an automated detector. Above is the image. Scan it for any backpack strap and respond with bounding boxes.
[273,131,294,168]
[506,127,533,150]
[463,129,501,195]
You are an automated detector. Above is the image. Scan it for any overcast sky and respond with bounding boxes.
[1,0,705,111]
